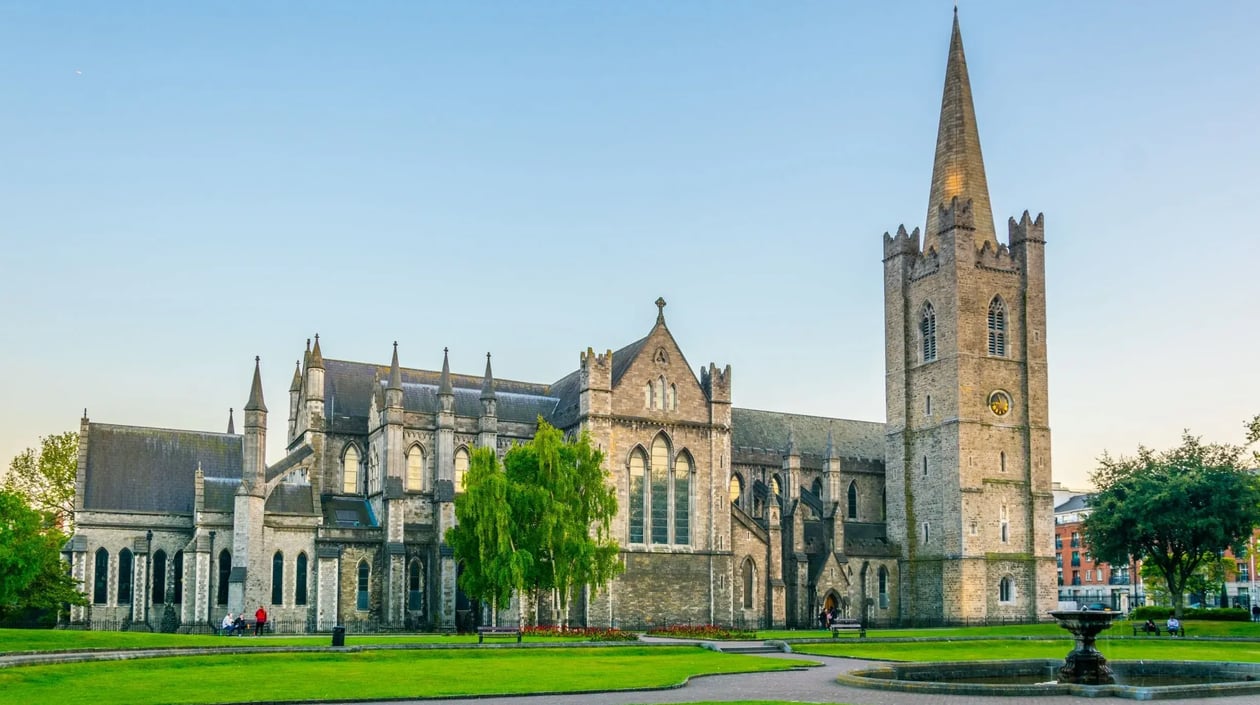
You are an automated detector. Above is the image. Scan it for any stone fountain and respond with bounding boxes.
[1048,609,1120,685]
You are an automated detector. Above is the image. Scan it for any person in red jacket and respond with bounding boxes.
[254,606,267,636]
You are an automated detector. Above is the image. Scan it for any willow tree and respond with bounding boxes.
[446,447,530,614]
[1083,431,1260,617]
[505,421,621,625]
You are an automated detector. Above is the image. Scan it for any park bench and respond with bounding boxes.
[477,625,522,644]
[829,619,866,638]
[1166,624,1187,637]
[1131,623,1161,636]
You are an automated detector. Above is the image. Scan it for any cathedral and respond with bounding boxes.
[66,12,1057,633]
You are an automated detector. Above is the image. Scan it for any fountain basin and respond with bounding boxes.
[839,659,1260,700]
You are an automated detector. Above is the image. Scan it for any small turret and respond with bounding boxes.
[245,357,267,413]
[287,361,301,443]
[226,408,235,435]
[309,335,324,370]
[305,335,326,427]
[438,347,454,414]
[386,342,404,411]
[480,352,496,402]
[478,352,498,449]
[242,357,267,491]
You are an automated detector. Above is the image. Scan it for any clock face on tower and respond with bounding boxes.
[988,390,1011,417]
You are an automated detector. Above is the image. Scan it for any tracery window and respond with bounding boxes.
[342,445,360,494]
[630,434,691,546]
[406,445,424,491]
[650,436,670,544]
[988,296,1007,357]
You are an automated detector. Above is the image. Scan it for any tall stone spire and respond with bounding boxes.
[924,8,997,250]
[438,347,453,396]
[388,341,403,391]
[226,408,235,434]
[480,352,496,401]
[244,357,267,412]
[309,334,324,370]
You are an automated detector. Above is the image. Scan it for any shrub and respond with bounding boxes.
[1129,606,1249,622]
[645,624,756,640]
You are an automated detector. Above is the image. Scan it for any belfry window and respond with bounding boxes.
[921,303,937,362]
[988,296,1007,356]
[342,446,360,494]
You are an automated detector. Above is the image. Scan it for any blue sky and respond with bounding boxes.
[2,1,1258,489]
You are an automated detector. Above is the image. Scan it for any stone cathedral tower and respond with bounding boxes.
[883,10,1057,624]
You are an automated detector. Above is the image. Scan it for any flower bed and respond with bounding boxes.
[520,625,640,641]
[645,625,757,640]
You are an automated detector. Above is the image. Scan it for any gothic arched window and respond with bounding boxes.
[847,481,859,519]
[342,445,360,494]
[295,552,308,606]
[742,558,755,610]
[878,566,889,608]
[152,549,167,605]
[217,550,231,605]
[271,551,284,605]
[93,547,109,604]
[117,548,133,606]
[999,576,1014,603]
[454,447,470,493]
[921,302,938,362]
[645,381,654,409]
[356,560,370,610]
[408,559,423,611]
[988,296,1007,357]
[628,448,646,544]
[650,435,670,545]
[728,473,744,506]
[406,445,425,491]
[674,451,691,546]
[172,550,184,604]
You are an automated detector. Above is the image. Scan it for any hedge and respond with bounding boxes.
[1130,606,1250,621]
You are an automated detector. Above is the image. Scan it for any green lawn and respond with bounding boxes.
[763,620,1260,640]
[0,629,599,653]
[0,646,814,705]
[793,638,1260,663]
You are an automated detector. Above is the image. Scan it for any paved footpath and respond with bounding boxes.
[342,647,1260,705]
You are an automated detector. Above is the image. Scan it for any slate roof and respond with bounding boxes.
[204,477,240,512]
[84,423,242,513]
[1055,494,1092,514]
[731,408,884,461]
[323,358,557,434]
[609,336,648,387]
[267,484,317,515]
[843,522,899,557]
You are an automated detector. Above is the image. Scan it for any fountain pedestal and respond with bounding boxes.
[1049,609,1120,685]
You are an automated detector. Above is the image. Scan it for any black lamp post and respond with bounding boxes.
[208,530,216,629]
[145,530,153,628]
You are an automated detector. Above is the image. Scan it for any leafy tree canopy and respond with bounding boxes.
[6,431,77,529]
[1083,430,1260,617]
[0,490,86,620]
[447,420,622,619]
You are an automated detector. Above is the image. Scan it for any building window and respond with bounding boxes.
[295,553,308,606]
[1000,451,1007,473]
[923,522,930,543]
[1071,571,1080,585]
[970,521,978,536]
[406,445,424,491]
[921,302,937,362]
[847,481,858,520]
[657,376,666,410]
[674,452,691,546]
[93,548,108,604]
[923,456,928,477]
[357,560,370,611]
[1056,553,1063,568]
[1071,551,1080,567]
[988,296,1007,357]
[152,549,167,605]
[629,448,646,543]
[771,475,782,496]
[878,566,889,609]
[342,445,360,494]
[1055,535,1063,550]
[408,559,423,611]
[645,381,654,409]
[454,447,470,493]
[1000,505,1009,544]
[1070,532,1080,547]
[271,551,284,605]
[999,576,1014,603]
[728,474,743,505]
[670,384,678,411]
[742,558,755,610]
[217,550,231,605]
[926,394,932,416]
[117,548,133,606]
[172,550,183,604]
[650,436,670,545]
[1240,563,1251,582]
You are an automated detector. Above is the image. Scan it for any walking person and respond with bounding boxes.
[254,605,268,636]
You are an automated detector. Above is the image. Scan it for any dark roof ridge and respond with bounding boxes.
[90,421,243,438]
[732,406,883,426]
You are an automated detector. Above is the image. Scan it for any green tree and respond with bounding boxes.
[0,490,86,622]
[6,431,78,529]
[447,420,621,625]
[1084,431,1260,618]
[446,447,531,612]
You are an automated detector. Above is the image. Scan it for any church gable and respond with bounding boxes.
[608,301,708,422]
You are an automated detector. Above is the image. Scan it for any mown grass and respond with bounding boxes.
[763,620,1260,640]
[0,629,599,653]
[0,646,815,705]
[792,638,1260,663]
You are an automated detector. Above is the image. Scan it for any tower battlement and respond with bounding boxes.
[883,224,922,259]
[937,196,976,236]
[1009,210,1046,245]
[701,362,732,403]
[579,347,612,392]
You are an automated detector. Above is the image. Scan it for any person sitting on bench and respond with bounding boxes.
[1166,616,1182,636]
[221,612,236,636]
[1142,619,1159,635]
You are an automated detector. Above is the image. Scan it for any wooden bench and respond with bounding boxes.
[477,626,522,644]
[1131,623,1161,636]
[829,619,866,638]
